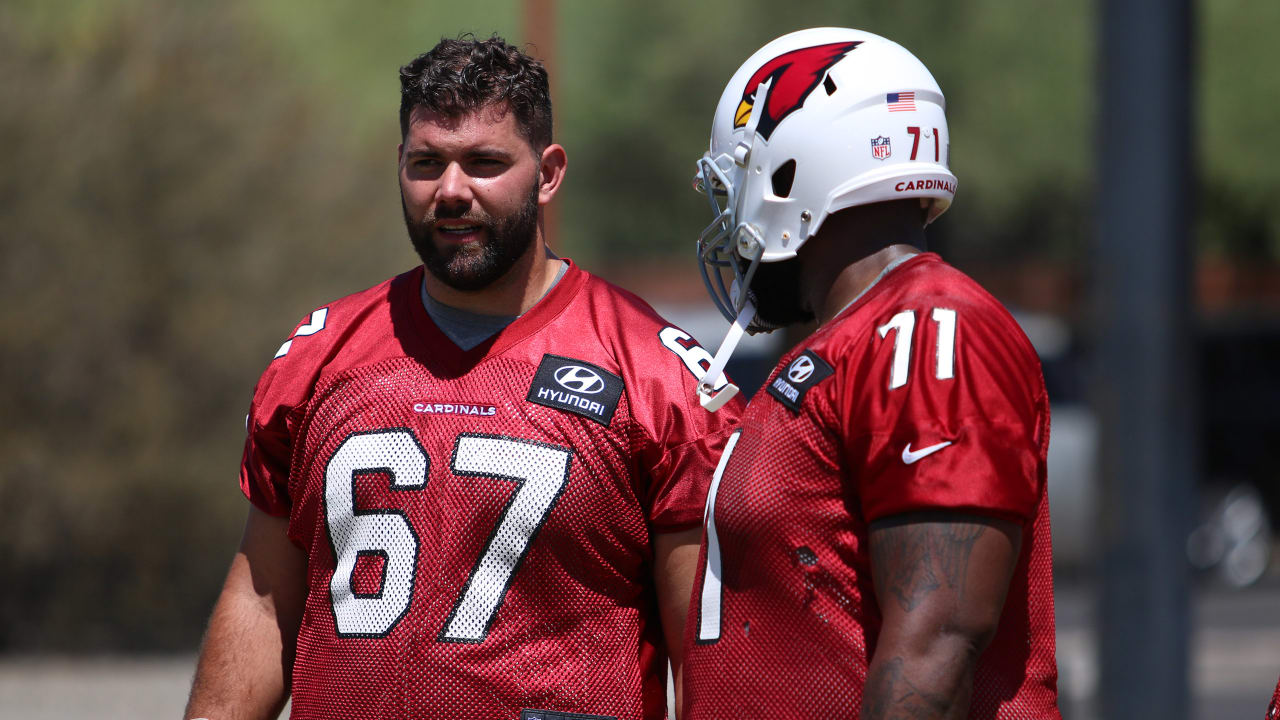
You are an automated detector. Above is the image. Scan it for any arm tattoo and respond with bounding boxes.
[862,656,952,720]
[871,519,987,613]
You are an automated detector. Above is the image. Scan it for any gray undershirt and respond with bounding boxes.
[421,260,569,351]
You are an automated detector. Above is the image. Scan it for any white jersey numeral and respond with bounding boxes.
[325,429,427,637]
[875,307,958,389]
[275,307,329,359]
[932,308,956,380]
[323,429,571,641]
[696,429,742,643]
[877,310,917,389]
[440,435,571,642]
[659,327,729,391]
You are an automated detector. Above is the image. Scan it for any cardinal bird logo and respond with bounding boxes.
[734,41,861,141]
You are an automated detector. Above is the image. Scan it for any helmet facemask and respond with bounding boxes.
[695,151,770,333]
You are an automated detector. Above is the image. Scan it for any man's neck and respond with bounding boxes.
[422,241,563,316]
[796,202,927,326]
[814,244,919,325]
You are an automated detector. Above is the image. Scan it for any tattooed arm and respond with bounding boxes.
[862,512,1022,720]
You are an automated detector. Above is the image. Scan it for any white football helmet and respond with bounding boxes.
[693,27,957,410]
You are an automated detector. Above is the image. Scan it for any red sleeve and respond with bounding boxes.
[618,316,744,533]
[643,425,740,532]
[239,377,294,517]
[238,306,331,517]
[842,297,1048,524]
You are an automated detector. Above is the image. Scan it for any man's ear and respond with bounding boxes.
[537,144,567,205]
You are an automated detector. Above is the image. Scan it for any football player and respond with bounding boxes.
[680,28,1061,718]
[185,35,740,720]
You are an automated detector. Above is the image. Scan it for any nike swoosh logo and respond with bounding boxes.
[902,441,953,464]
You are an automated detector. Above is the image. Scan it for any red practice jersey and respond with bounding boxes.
[682,253,1059,719]
[1267,674,1280,720]
[241,260,740,720]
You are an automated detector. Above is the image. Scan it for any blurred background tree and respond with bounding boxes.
[0,0,1275,652]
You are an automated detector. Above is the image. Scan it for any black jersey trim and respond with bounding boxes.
[520,711,618,720]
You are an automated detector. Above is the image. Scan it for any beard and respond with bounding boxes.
[403,182,540,292]
[746,257,814,330]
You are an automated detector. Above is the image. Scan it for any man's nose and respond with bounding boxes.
[436,162,474,206]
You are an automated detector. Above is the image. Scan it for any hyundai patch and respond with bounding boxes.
[766,350,835,412]
[527,354,624,426]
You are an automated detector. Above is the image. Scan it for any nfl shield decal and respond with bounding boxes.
[871,135,892,161]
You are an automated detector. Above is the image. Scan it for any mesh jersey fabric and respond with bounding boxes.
[682,253,1060,719]
[240,260,741,720]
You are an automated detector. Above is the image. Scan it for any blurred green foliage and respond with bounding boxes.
[0,0,1274,651]
[1199,0,1280,259]
[0,0,401,651]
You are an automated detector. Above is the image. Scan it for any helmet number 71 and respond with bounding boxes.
[906,127,940,162]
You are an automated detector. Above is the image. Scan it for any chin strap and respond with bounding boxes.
[696,300,756,412]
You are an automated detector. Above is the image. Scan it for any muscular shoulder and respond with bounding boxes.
[818,254,1041,386]
[555,269,744,428]
[576,271,686,341]
[251,269,413,422]
[785,253,1048,460]
[240,269,415,516]
[840,255,1027,337]
[573,273,723,389]
[807,255,1049,522]
[899,257,1029,353]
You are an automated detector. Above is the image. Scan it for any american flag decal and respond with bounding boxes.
[886,91,916,112]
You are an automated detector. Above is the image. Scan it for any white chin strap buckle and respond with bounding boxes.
[698,380,740,413]
[695,301,755,412]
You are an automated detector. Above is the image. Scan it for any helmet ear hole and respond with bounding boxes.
[823,75,837,95]
[771,159,797,198]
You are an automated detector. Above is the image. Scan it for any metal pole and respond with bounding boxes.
[523,0,559,248]
[1095,0,1195,718]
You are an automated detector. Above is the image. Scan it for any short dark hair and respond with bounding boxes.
[399,34,553,151]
